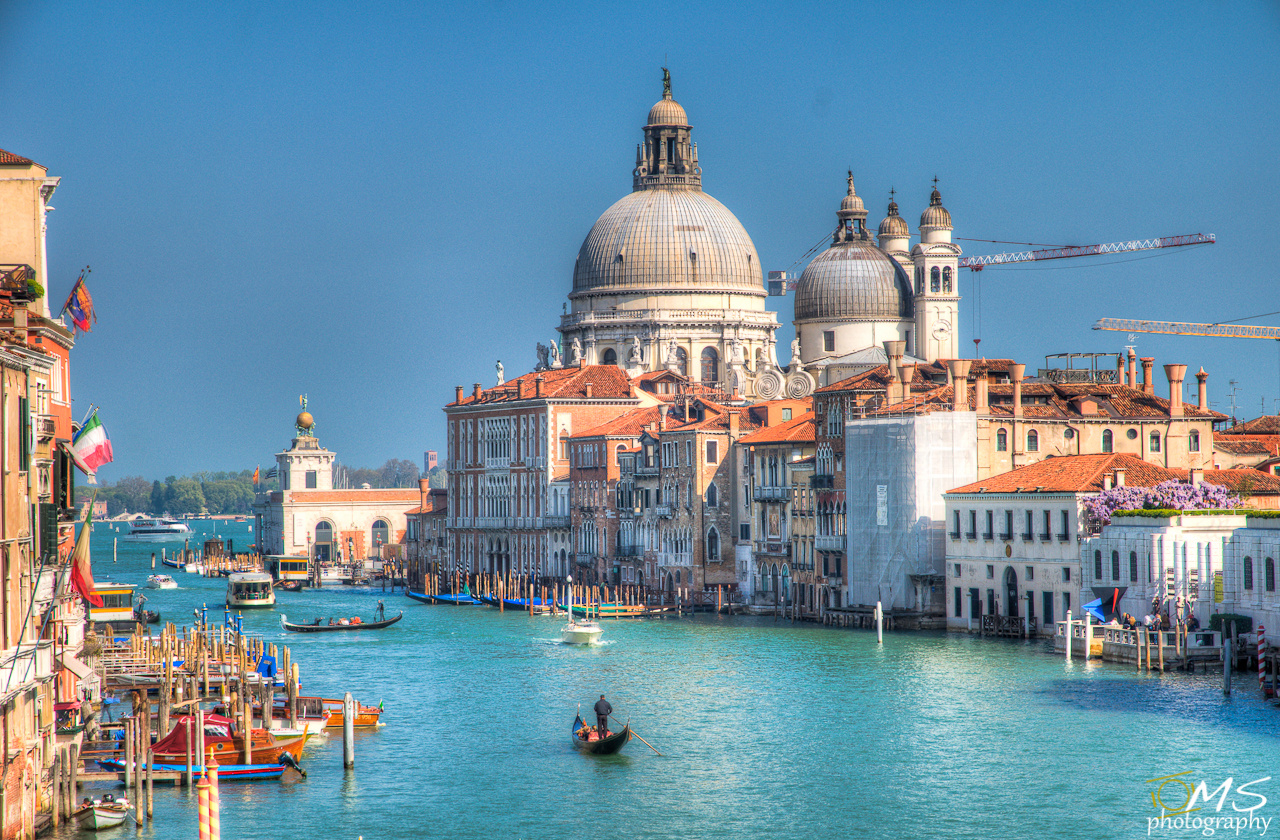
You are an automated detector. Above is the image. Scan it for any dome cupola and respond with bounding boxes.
[919,185,953,230]
[878,192,909,239]
[633,68,700,192]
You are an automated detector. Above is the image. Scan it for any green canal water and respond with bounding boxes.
[50,521,1280,839]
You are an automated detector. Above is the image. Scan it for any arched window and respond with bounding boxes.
[707,527,720,561]
[1150,431,1161,453]
[1111,550,1120,580]
[601,348,617,366]
[1102,429,1113,453]
[1189,430,1201,452]
[996,429,1007,452]
[1094,550,1102,580]
[705,483,718,507]
[672,347,688,378]
[914,266,923,295]
[315,521,333,543]
[1027,430,1039,452]
[781,564,791,600]
[700,347,719,383]
[372,519,390,552]
[1267,557,1276,592]
[942,266,953,293]
[930,266,940,293]
[1129,551,1137,582]
[1244,556,1254,591]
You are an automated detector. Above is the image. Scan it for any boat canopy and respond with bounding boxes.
[152,713,236,754]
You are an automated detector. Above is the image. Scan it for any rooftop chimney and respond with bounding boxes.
[1141,358,1154,394]
[1104,473,1113,491]
[584,381,594,399]
[473,383,483,401]
[975,373,989,413]
[1114,468,1125,487]
[883,341,906,403]
[1190,467,1204,486]
[899,362,917,393]
[1127,348,1137,388]
[948,360,972,411]
[729,410,739,436]
[516,378,525,399]
[1196,367,1208,411]
[455,385,464,404]
[1011,363,1026,418]
[1164,363,1187,417]
[1116,355,1125,386]
[535,374,544,398]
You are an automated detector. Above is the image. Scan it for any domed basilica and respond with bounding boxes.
[545,71,962,397]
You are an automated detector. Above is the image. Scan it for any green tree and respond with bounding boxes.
[149,480,165,514]
[116,476,151,514]
[167,478,205,515]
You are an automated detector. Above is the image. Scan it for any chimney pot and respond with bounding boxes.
[473,383,483,400]
[1196,367,1208,411]
[976,373,989,413]
[1141,358,1155,394]
[1104,474,1113,491]
[1190,467,1204,486]
[1115,468,1125,487]
[516,379,525,399]
[729,410,740,436]
[1164,363,1187,417]
[1127,348,1137,388]
[948,360,972,411]
[585,381,594,399]
[1011,363,1026,418]
[455,385,464,404]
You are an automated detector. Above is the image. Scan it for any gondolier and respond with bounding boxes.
[594,695,612,738]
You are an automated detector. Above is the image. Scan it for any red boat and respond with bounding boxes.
[152,713,308,765]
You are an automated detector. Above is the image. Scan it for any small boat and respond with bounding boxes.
[571,713,630,755]
[226,572,275,609]
[160,555,184,570]
[279,612,403,632]
[96,758,292,781]
[406,588,481,605]
[314,696,383,729]
[73,793,130,830]
[274,580,303,592]
[147,574,177,590]
[571,603,651,618]
[561,618,603,645]
[122,518,193,541]
[152,713,308,765]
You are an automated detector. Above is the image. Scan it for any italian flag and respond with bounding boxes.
[71,411,113,484]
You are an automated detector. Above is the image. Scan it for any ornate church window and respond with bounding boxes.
[930,266,940,293]
[701,347,719,382]
[602,348,617,366]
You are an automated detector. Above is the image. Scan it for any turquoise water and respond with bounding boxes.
[53,521,1280,839]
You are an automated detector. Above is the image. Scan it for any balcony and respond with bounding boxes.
[811,475,835,489]
[36,415,56,441]
[1057,533,1073,542]
[998,532,1013,541]
[615,545,643,557]
[1021,532,1034,541]
[575,554,596,567]
[982,532,994,541]
[754,541,791,557]
[815,535,844,552]
[1039,533,1053,542]
[654,505,673,518]
[542,515,570,528]
[964,530,977,540]
[635,464,660,477]
[753,486,789,502]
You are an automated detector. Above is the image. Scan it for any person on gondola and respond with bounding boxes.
[376,599,385,621]
[593,695,612,739]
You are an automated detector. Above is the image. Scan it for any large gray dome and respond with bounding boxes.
[571,188,764,297]
[794,241,913,321]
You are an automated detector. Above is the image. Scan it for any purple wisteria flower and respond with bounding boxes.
[1084,480,1240,524]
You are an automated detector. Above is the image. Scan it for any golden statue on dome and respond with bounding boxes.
[296,393,316,437]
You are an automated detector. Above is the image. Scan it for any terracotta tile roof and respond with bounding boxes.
[449,365,636,406]
[0,149,35,165]
[737,413,815,445]
[1222,416,1280,435]
[572,405,681,439]
[946,454,1179,495]
[1214,438,1280,456]
[1169,468,1280,496]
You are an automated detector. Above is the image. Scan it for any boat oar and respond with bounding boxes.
[612,715,661,756]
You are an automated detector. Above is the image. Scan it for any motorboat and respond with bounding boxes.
[226,572,276,609]
[122,518,193,541]
[73,793,130,830]
[560,576,603,645]
[151,712,308,765]
[146,574,177,590]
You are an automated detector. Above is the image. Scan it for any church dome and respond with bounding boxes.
[794,241,912,321]
[572,188,763,296]
[878,200,909,237]
[648,96,688,126]
[919,187,953,229]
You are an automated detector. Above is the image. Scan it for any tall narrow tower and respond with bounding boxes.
[911,185,961,361]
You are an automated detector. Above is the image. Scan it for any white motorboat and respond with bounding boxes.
[226,572,276,609]
[560,574,603,645]
[73,794,130,830]
[146,574,177,590]
[122,518,193,541]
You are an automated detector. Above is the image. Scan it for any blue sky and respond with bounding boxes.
[2,0,1277,480]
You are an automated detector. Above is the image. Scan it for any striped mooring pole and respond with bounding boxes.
[208,755,221,840]
[1259,625,1266,690]
[196,774,211,840]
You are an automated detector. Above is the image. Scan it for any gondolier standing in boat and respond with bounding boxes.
[376,599,385,621]
[594,695,612,738]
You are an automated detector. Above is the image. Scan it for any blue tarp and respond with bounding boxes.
[256,654,277,679]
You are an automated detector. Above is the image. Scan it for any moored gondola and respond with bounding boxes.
[279,612,404,632]
[571,713,630,755]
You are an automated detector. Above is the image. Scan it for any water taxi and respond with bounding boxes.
[147,574,177,590]
[122,518,193,541]
[88,583,137,624]
[226,572,276,609]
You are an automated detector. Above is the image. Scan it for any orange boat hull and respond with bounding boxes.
[157,729,308,765]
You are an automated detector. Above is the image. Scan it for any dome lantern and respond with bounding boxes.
[878,188,910,245]
[919,180,954,242]
[634,68,699,191]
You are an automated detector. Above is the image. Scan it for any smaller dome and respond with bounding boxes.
[879,199,909,237]
[919,187,952,229]
[296,411,314,431]
[648,96,688,126]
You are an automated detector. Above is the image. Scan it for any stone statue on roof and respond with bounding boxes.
[569,337,583,366]
[495,360,504,386]
[548,338,562,368]
[629,335,643,363]
[536,342,549,371]
[662,67,671,98]
[790,336,802,367]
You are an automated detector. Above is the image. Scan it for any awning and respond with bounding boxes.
[56,652,94,681]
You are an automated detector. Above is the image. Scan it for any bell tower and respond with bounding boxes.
[911,182,961,362]
[633,68,701,191]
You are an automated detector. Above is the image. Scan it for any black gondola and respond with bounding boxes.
[279,612,404,633]
[572,714,630,755]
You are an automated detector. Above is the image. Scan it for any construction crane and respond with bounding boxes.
[767,232,1215,294]
[958,233,1214,271]
[1093,318,1280,340]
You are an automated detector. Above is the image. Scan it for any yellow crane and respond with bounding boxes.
[1093,318,1280,340]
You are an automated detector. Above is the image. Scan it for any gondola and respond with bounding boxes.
[572,713,630,755]
[274,580,303,592]
[279,612,404,632]
[405,588,481,605]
